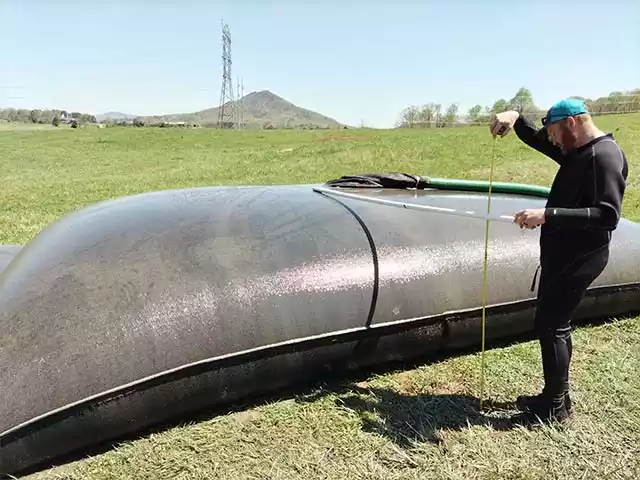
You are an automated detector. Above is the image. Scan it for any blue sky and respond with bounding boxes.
[1,0,638,128]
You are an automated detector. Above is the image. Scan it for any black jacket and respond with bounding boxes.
[513,115,628,268]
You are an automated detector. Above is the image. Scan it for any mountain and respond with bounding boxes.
[96,112,138,122]
[142,90,344,129]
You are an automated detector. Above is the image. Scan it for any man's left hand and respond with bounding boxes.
[514,208,546,229]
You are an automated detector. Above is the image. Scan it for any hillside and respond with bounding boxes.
[142,90,345,129]
[96,112,139,122]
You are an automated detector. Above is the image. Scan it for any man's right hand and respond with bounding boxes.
[490,110,520,137]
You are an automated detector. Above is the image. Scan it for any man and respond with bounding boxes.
[489,98,628,426]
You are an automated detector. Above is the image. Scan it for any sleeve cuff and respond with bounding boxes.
[545,207,592,225]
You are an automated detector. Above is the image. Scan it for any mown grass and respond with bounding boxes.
[1,114,639,479]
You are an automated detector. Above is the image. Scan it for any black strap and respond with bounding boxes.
[530,264,541,292]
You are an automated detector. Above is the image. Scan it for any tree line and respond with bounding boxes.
[396,87,640,128]
[0,108,97,126]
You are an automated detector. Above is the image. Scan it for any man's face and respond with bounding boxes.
[546,118,578,153]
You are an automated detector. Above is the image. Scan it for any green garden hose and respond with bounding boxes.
[425,177,550,198]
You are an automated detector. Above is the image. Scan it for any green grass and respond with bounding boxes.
[2,114,640,479]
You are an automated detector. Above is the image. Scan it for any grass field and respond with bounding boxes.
[2,114,640,479]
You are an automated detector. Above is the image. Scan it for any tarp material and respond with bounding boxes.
[325,173,428,189]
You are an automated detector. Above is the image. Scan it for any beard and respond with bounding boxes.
[557,124,579,152]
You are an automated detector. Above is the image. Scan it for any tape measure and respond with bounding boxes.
[479,135,498,411]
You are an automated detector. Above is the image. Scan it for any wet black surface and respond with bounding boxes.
[1,184,639,475]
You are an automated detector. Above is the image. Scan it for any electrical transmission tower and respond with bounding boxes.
[217,20,235,128]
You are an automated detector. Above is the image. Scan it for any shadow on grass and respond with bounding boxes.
[296,383,518,447]
[16,312,636,478]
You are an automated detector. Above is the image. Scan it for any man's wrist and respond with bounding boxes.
[511,111,522,127]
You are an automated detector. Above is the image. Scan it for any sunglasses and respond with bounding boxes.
[541,116,567,126]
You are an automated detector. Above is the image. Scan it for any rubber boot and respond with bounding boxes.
[516,390,572,415]
[512,393,572,428]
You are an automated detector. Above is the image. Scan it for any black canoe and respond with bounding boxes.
[1,176,639,475]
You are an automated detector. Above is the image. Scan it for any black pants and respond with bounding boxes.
[534,244,610,400]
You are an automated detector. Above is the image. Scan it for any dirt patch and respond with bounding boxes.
[232,410,260,424]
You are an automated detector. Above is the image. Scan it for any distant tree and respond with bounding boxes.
[78,114,97,124]
[29,109,40,124]
[36,110,51,124]
[626,91,640,112]
[467,104,483,123]
[419,103,440,128]
[396,105,421,128]
[607,91,629,113]
[507,87,538,113]
[52,115,60,127]
[6,109,30,122]
[490,99,509,114]
[433,104,442,126]
[442,103,459,127]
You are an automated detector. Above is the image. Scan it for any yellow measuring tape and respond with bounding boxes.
[479,135,498,411]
